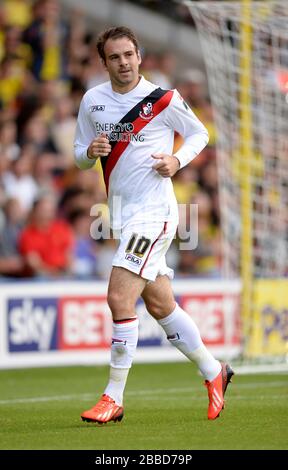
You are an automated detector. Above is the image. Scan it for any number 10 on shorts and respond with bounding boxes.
[125,233,151,258]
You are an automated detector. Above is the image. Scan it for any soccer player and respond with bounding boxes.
[74,26,234,424]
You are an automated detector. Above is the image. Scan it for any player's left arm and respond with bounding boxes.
[74,95,99,170]
[151,153,180,178]
[153,90,209,177]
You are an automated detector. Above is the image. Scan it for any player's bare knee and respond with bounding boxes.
[145,300,173,320]
[107,290,126,313]
[107,290,134,317]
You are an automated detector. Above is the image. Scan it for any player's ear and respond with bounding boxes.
[137,50,142,66]
[101,58,107,70]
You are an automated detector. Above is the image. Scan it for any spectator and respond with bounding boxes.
[147,51,176,88]
[177,191,221,277]
[172,166,198,204]
[33,151,61,194]
[84,50,109,90]
[0,119,20,161]
[0,197,25,277]
[22,0,69,81]
[0,54,28,112]
[18,195,74,277]
[2,150,39,214]
[3,0,32,29]
[140,51,158,81]
[21,113,58,154]
[69,208,98,278]
[175,68,207,110]
[95,238,118,281]
[50,95,77,167]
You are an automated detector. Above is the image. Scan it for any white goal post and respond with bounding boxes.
[184,1,288,358]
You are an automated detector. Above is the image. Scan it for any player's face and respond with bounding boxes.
[103,37,141,93]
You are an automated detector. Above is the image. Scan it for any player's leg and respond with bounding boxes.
[107,265,147,320]
[81,267,146,424]
[104,266,146,403]
[141,274,234,419]
[141,275,221,378]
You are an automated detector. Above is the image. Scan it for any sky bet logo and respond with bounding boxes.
[8,298,58,352]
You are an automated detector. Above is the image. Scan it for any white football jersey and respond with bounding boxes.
[74,76,208,229]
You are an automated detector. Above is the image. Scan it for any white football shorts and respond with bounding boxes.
[112,219,177,282]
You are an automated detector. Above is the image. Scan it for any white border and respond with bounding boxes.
[0,279,242,297]
[0,279,242,369]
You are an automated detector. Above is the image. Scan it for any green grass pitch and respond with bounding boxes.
[0,362,287,450]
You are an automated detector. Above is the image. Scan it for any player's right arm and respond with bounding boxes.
[87,134,111,159]
[74,95,111,170]
[164,90,209,170]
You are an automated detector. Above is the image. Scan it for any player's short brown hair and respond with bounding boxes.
[96,26,140,64]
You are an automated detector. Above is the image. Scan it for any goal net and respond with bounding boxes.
[185,1,288,359]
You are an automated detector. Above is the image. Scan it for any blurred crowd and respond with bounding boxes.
[0,0,220,281]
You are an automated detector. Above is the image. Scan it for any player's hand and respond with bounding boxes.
[87,133,111,159]
[152,154,180,177]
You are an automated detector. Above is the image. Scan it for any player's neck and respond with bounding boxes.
[111,75,141,94]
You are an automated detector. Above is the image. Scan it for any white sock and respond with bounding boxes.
[158,303,221,381]
[104,317,139,405]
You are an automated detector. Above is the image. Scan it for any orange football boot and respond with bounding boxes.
[81,394,124,424]
[205,362,234,420]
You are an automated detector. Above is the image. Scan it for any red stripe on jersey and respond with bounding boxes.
[139,222,167,277]
[104,90,174,193]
